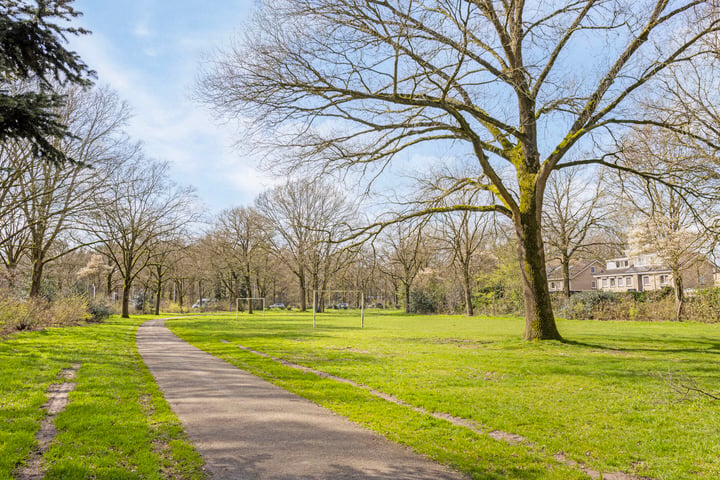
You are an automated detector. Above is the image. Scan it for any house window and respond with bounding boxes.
[610,278,616,287]
[618,277,624,287]
[643,275,650,286]
[590,266,596,273]
[626,277,633,287]
[550,282,555,289]
[659,275,668,284]
[592,281,597,289]
[602,278,608,288]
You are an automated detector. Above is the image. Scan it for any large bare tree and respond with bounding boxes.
[202,0,720,340]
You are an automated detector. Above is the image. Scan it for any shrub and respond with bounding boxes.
[88,300,115,322]
[559,290,621,320]
[0,296,47,333]
[47,295,91,326]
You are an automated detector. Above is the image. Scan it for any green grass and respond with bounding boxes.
[167,310,720,480]
[0,316,206,480]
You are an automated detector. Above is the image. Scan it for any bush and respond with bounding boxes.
[0,292,98,336]
[409,286,446,314]
[47,295,91,326]
[685,288,720,323]
[88,300,115,321]
[558,290,621,320]
[0,297,46,332]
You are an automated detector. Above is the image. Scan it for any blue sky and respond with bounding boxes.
[68,0,269,213]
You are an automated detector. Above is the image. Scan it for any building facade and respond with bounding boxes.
[547,260,605,294]
[593,254,715,292]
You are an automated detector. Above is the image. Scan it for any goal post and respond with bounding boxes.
[312,289,365,328]
[236,297,265,320]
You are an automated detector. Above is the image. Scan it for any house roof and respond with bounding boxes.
[594,264,672,277]
[547,260,604,281]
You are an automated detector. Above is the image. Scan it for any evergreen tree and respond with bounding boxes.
[0,0,94,164]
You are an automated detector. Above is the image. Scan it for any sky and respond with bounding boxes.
[67,0,270,214]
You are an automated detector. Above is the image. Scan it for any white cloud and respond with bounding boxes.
[69,28,271,214]
[133,21,152,38]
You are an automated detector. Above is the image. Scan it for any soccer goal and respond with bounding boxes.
[235,297,265,320]
[312,290,365,328]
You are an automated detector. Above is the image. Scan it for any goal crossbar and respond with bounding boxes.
[236,297,265,320]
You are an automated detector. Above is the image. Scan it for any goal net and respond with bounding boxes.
[236,297,265,319]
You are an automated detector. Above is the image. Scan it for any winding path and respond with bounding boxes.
[136,318,467,480]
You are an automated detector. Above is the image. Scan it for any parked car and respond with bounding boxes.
[192,298,212,309]
[269,303,285,309]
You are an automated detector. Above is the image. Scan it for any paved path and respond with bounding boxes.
[136,318,467,480]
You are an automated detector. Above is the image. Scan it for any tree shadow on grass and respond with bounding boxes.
[563,338,720,356]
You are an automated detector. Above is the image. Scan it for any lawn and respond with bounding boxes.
[0,316,206,480]
[167,310,720,480]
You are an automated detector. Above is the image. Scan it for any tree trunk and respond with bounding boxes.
[403,282,411,314]
[462,266,474,316]
[154,276,162,316]
[673,269,684,322]
[562,255,571,298]
[121,279,131,318]
[178,279,185,313]
[515,210,563,341]
[245,274,253,314]
[106,270,113,297]
[29,256,44,297]
[298,269,307,311]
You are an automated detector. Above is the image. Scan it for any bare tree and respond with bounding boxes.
[214,206,272,313]
[619,126,716,320]
[3,86,130,297]
[378,219,431,314]
[432,192,495,316]
[542,167,610,297]
[256,178,355,311]
[202,0,720,340]
[0,143,30,288]
[88,156,198,318]
[147,238,188,316]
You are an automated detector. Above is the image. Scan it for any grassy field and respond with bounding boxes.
[167,310,720,480]
[0,315,206,480]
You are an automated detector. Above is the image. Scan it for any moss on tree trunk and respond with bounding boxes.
[515,195,563,341]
